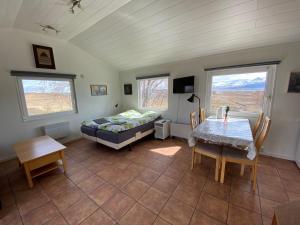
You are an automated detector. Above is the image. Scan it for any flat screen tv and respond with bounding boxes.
[173,76,194,93]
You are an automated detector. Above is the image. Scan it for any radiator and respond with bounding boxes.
[43,122,70,139]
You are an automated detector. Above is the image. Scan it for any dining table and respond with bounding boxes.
[188,117,256,160]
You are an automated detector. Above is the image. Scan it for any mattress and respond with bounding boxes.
[81,118,157,144]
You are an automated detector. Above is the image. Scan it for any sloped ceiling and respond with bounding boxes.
[2,0,300,70]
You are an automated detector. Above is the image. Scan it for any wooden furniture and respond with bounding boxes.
[252,112,264,138]
[271,200,300,225]
[220,117,271,190]
[190,112,222,181]
[14,135,67,188]
[200,108,206,123]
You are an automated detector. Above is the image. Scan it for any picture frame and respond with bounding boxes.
[90,85,107,96]
[124,84,132,95]
[288,72,300,93]
[32,44,56,69]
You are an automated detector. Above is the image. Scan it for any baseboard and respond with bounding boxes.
[260,150,295,161]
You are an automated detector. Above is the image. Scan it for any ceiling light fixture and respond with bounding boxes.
[39,24,60,34]
[70,0,83,14]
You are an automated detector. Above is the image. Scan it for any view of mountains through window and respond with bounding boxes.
[211,72,267,113]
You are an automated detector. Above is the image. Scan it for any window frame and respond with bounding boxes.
[205,65,276,118]
[137,76,169,111]
[16,76,78,121]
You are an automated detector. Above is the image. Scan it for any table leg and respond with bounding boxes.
[60,151,67,173]
[23,163,33,188]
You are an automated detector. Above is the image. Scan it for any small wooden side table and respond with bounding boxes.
[271,200,300,225]
[14,135,67,188]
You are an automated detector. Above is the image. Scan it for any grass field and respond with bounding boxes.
[25,93,73,116]
[211,90,264,113]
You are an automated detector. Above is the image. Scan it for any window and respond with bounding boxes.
[138,77,168,110]
[206,65,276,116]
[16,77,77,120]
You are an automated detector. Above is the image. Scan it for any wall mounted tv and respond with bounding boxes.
[173,76,195,93]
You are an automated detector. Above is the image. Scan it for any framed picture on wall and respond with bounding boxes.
[124,84,132,95]
[90,85,107,96]
[288,72,300,93]
[32,44,56,69]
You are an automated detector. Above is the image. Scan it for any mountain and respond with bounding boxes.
[212,76,266,91]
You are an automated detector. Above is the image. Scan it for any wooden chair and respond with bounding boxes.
[190,112,222,181]
[220,117,271,190]
[252,112,264,138]
[200,108,206,123]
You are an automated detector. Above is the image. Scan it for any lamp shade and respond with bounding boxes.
[187,94,195,103]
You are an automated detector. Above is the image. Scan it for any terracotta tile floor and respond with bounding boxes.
[0,138,300,225]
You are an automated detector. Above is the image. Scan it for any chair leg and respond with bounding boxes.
[240,164,245,176]
[251,164,255,181]
[191,148,195,170]
[252,163,257,191]
[215,158,220,182]
[220,158,226,184]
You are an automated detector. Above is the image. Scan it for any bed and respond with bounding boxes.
[81,110,160,149]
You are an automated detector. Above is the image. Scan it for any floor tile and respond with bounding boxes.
[163,166,185,181]
[76,175,105,193]
[42,177,75,198]
[281,179,300,194]
[230,190,261,213]
[120,203,157,225]
[15,188,50,216]
[172,184,200,207]
[153,175,178,195]
[137,168,160,185]
[0,205,23,225]
[190,210,226,225]
[260,197,281,218]
[262,216,272,225]
[204,180,230,201]
[89,183,117,206]
[80,208,116,225]
[287,191,300,201]
[139,187,169,214]
[153,217,172,225]
[22,202,60,225]
[227,205,262,225]
[102,191,135,221]
[257,173,283,188]
[257,164,278,176]
[160,197,194,225]
[258,183,289,203]
[197,193,228,223]
[61,196,98,225]
[231,178,258,195]
[277,168,300,182]
[122,179,149,200]
[52,187,84,211]
[68,168,93,184]
[43,215,68,225]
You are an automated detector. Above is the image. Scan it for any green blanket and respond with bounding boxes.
[82,110,160,133]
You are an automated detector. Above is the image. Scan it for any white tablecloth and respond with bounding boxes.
[188,118,256,160]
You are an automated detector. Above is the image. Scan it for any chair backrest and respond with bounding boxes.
[255,117,271,152]
[200,108,206,123]
[190,112,197,130]
[252,112,264,137]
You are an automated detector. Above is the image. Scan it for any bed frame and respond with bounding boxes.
[82,128,154,150]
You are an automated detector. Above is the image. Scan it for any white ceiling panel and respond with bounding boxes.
[1,0,300,70]
[13,0,132,39]
[0,0,23,27]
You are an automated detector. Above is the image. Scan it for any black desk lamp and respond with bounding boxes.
[187,94,201,124]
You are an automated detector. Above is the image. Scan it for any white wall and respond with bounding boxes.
[119,42,300,161]
[0,28,121,161]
